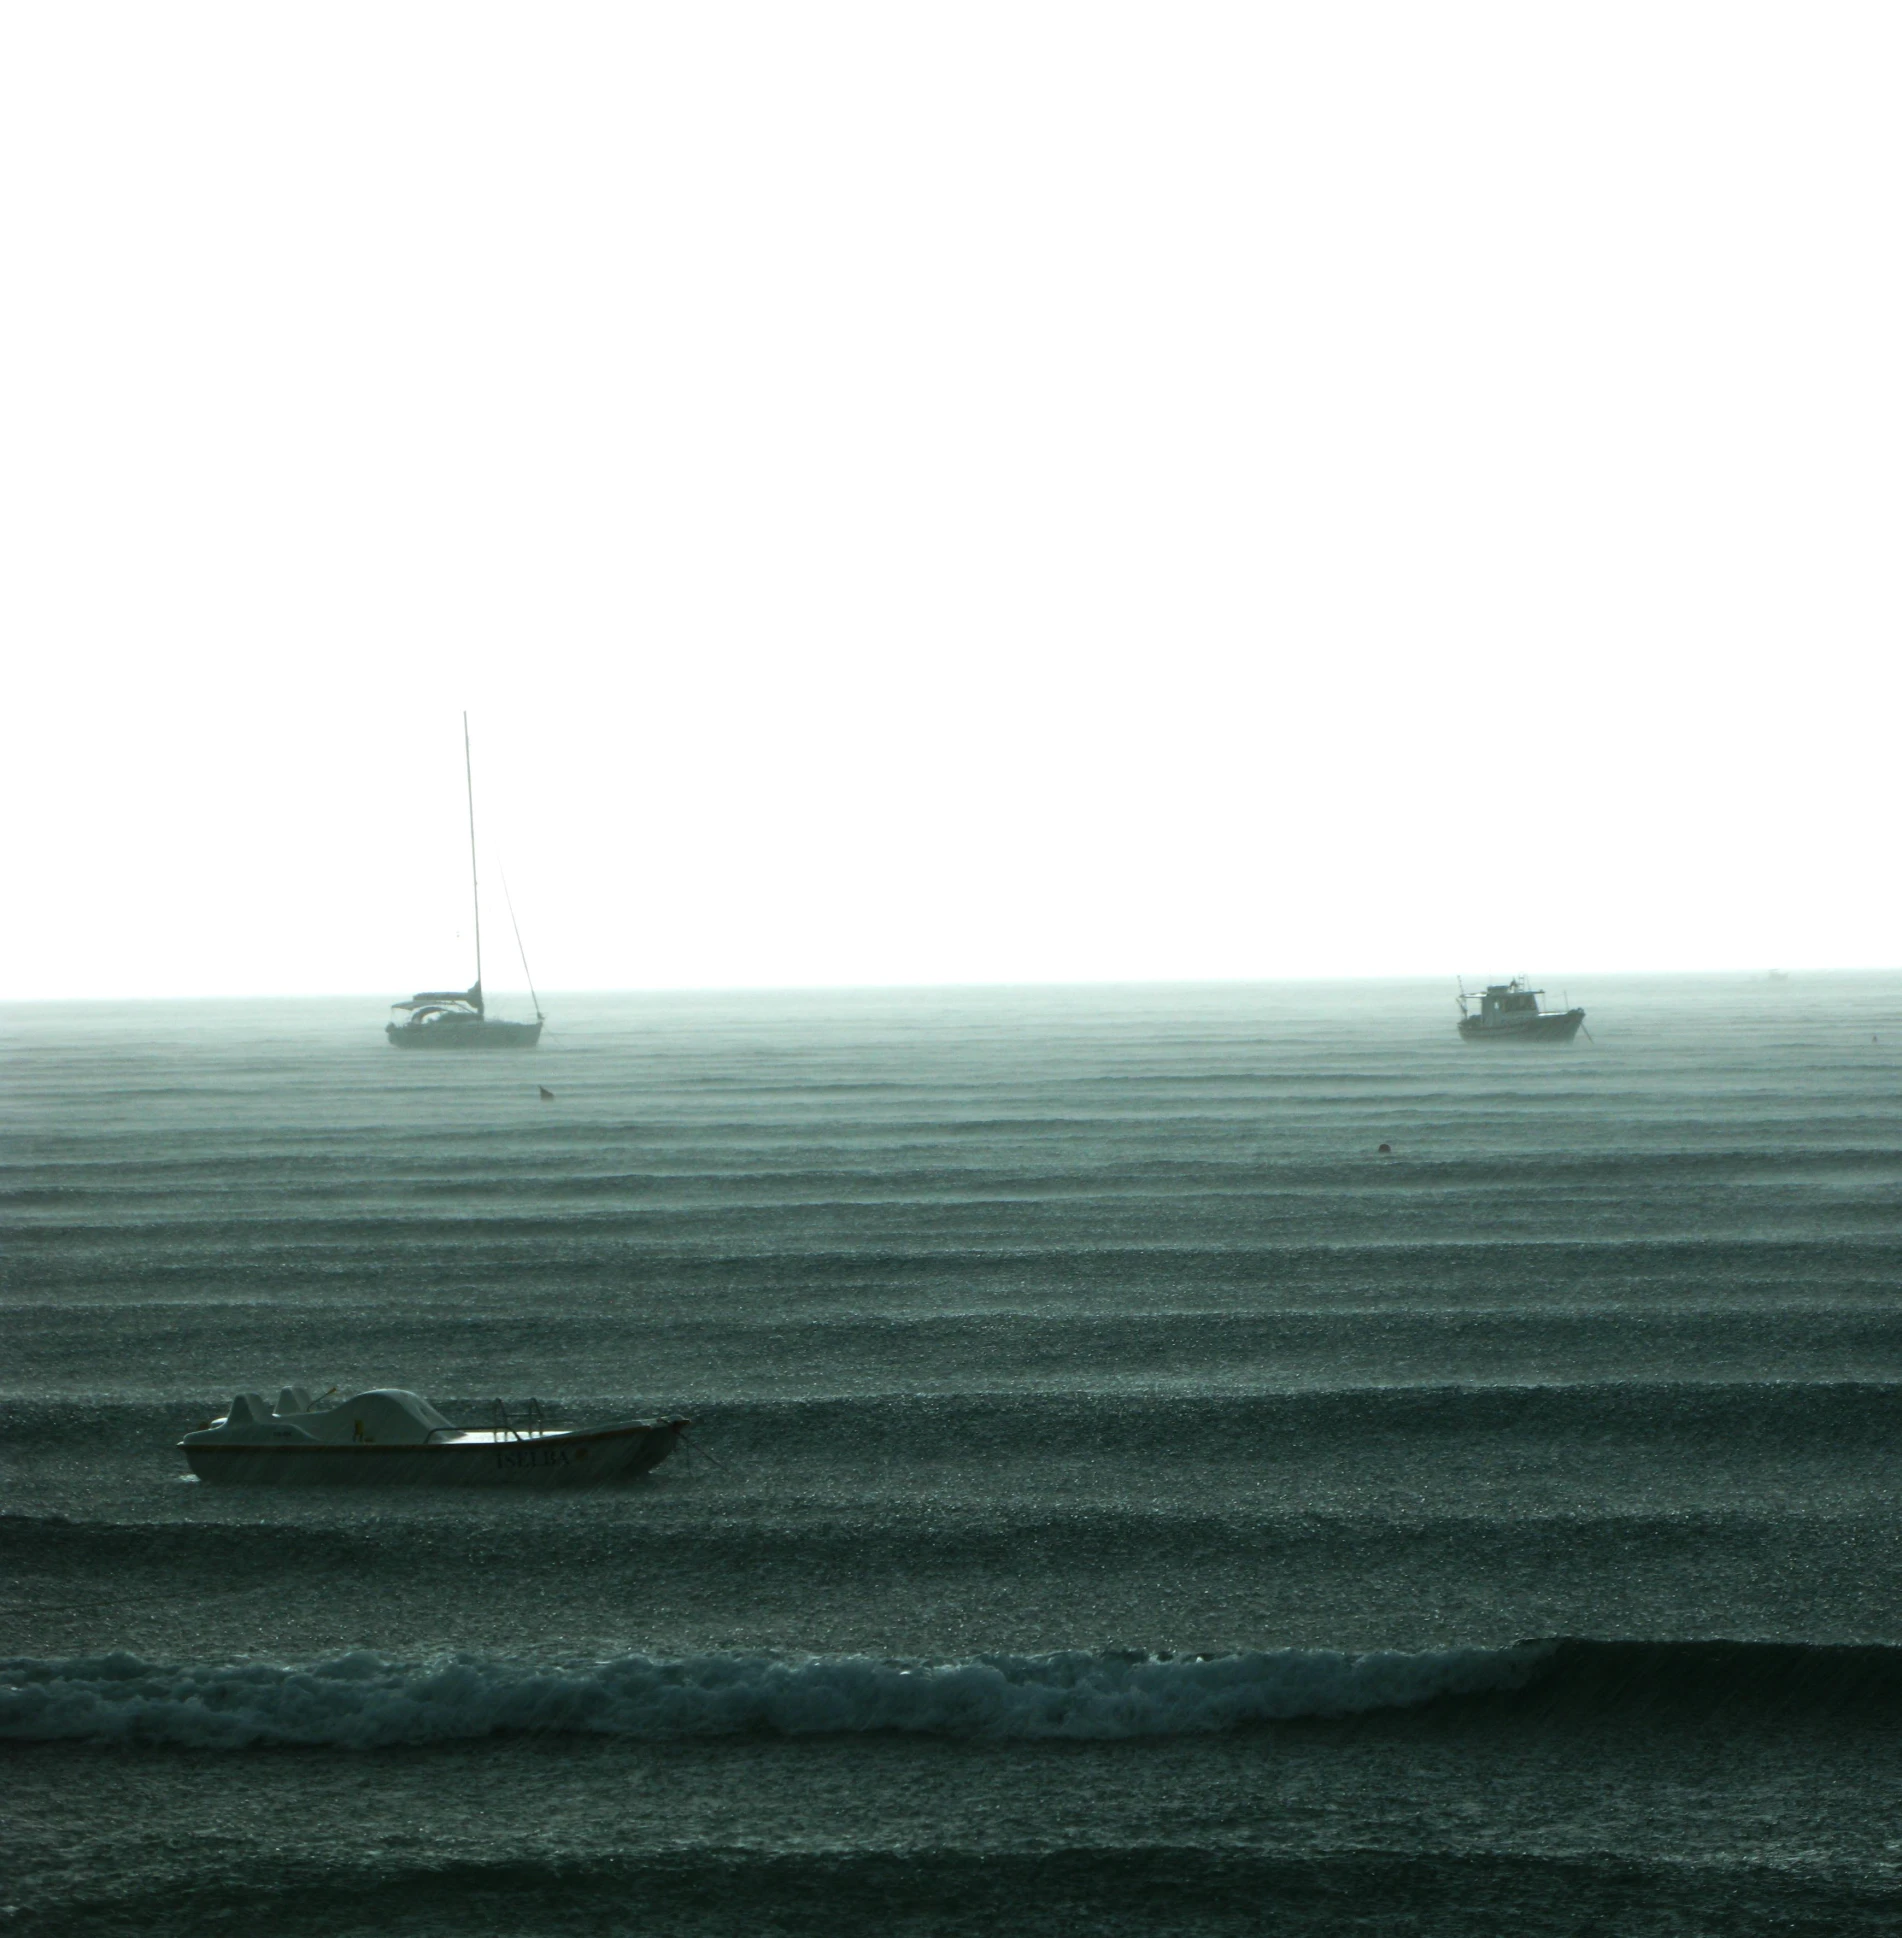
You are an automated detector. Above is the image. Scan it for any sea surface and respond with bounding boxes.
[4,976,1902,1935]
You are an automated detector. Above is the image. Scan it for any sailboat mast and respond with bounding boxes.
[464,711,483,1010]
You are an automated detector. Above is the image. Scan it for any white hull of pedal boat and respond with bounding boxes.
[179,1388,688,1488]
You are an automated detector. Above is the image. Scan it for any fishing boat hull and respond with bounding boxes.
[182,1419,684,1486]
[1458,1010,1586,1043]
[387,1018,543,1049]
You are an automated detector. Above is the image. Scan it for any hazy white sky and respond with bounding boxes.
[4,5,1897,1000]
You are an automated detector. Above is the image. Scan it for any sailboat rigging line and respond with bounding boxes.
[463,711,483,1006]
[500,870,543,1022]
[386,717,542,1048]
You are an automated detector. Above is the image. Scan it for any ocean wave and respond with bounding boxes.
[9,1637,1901,1751]
[0,1641,1548,1748]
[10,1376,1902,1450]
[17,1848,1899,1938]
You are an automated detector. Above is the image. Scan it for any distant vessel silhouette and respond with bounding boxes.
[387,716,544,1051]
[1456,978,1585,1043]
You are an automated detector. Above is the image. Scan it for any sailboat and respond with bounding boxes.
[387,715,545,1050]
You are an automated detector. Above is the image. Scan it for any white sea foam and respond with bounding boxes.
[0,1643,1551,1749]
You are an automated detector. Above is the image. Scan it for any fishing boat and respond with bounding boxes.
[179,1387,688,1487]
[1456,977,1586,1043]
[388,714,545,1049]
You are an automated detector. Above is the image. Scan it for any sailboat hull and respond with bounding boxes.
[387,1018,543,1049]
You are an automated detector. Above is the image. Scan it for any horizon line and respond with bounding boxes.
[3,965,1896,1006]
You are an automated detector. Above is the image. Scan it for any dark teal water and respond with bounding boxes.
[5,976,1902,1934]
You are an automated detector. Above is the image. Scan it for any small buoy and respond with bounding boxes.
[538,1086,555,1101]
[1377,1142,1392,1155]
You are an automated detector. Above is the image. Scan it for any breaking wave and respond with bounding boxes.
[10,1637,1900,1751]
[0,1641,1547,1748]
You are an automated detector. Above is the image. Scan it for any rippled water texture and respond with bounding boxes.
[5,976,1902,1934]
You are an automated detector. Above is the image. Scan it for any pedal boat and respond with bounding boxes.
[180,1388,688,1487]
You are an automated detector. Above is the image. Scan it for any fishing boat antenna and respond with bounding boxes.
[464,712,484,1013]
